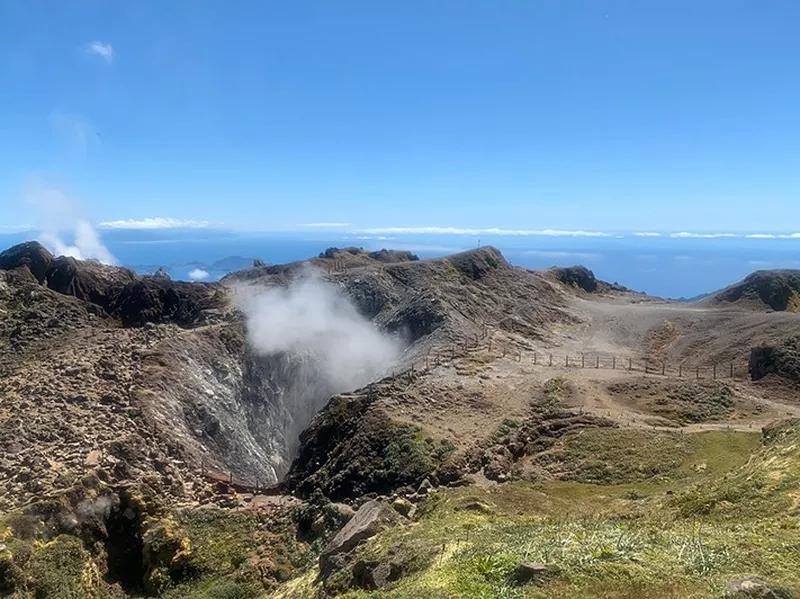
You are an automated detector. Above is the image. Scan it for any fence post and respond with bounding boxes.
[662,363,665,376]
[713,364,717,379]
[628,357,632,371]
[730,362,734,378]
[612,356,616,370]
[679,364,683,377]
[696,367,700,379]
[596,355,600,369]
[549,354,553,366]
[534,353,537,365]
[581,353,585,368]
[518,350,522,362]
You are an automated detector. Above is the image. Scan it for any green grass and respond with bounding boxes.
[532,428,759,487]
[280,428,789,599]
[663,382,735,424]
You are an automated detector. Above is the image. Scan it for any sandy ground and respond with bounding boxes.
[384,292,800,443]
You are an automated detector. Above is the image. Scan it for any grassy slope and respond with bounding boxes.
[275,427,800,599]
[1,426,797,599]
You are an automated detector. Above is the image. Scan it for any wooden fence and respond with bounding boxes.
[391,336,750,383]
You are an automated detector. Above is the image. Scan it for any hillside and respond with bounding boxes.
[702,269,800,311]
[2,242,800,598]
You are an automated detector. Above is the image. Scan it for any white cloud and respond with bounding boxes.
[86,41,114,64]
[297,222,351,228]
[633,232,662,237]
[669,232,800,239]
[24,182,116,265]
[188,268,210,281]
[99,217,210,229]
[669,232,738,239]
[357,226,613,237]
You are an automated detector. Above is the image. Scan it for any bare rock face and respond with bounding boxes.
[551,266,598,292]
[112,278,223,327]
[46,256,137,310]
[0,241,54,282]
[319,500,401,577]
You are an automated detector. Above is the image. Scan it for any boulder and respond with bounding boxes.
[353,559,405,590]
[319,500,401,577]
[724,578,794,598]
[508,562,558,585]
[391,497,415,518]
[324,502,357,526]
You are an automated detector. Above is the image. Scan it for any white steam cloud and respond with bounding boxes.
[189,268,210,281]
[24,182,117,265]
[238,271,400,393]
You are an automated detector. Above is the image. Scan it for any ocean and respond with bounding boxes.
[2,228,799,299]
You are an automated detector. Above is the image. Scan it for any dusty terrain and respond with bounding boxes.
[1,242,800,598]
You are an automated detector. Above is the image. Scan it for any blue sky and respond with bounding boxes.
[1,0,799,233]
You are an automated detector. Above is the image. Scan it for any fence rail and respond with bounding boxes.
[394,337,750,383]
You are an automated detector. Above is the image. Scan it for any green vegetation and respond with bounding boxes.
[281,427,796,599]
[608,380,737,425]
[663,382,735,424]
[3,421,798,599]
[493,419,520,440]
[537,428,693,484]
[671,420,800,520]
[542,377,568,409]
[378,425,456,487]
[532,428,758,486]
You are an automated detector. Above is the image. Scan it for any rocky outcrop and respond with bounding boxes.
[112,278,224,327]
[283,391,459,501]
[0,241,226,328]
[708,270,800,311]
[550,266,598,292]
[749,337,800,383]
[319,500,401,577]
[0,241,54,282]
[46,255,137,309]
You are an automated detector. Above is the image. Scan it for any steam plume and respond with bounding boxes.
[238,271,400,393]
[24,182,117,265]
